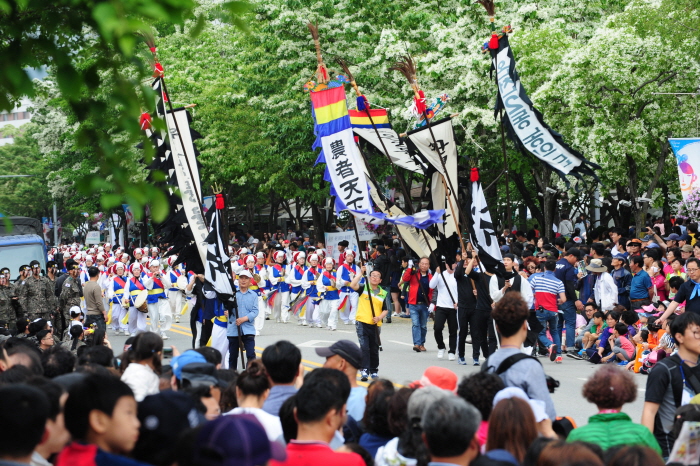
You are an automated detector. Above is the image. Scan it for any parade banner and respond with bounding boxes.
[350,108,426,174]
[669,138,700,200]
[204,194,235,301]
[163,109,208,266]
[405,118,459,238]
[349,209,445,229]
[324,231,360,262]
[469,169,504,275]
[491,35,599,183]
[311,86,373,214]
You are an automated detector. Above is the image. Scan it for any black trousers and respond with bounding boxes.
[199,319,213,349]
[434,307,457,353]
[228,335,256,370]
[473,309,498,358]
[457,306,477,359]
[356,321,380,372]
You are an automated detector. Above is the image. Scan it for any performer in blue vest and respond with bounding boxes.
[106,262,129,335]
[302,254,322,328]
[336,250,363,325]
[144,260,172,339]
[318,257,340,330]
[124,263,147,335]
[268,250,289,323]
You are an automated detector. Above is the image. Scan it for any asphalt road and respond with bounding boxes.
[108,315,647,428]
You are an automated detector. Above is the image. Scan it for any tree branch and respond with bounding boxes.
[601,85,624,95]
[633,100,653,120]
[657,71,678,87]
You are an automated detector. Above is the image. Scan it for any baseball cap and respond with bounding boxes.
[410,366,458,393]
[193,414,286,466]
[680,234,692,242]
[171,350,207,380]
[641,234,654,242]
[238,270,253,279]
[646,243,660,249]
[612,255,627,262]
[665,233,681,241]
[627,239,642,246]
[493,387,548,422]
[315,340,362,369]
[181,362,221,388]
[682,244,694,253]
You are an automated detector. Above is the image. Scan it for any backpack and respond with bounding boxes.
[483,353,560,393]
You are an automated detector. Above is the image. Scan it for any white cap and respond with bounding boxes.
[492,387,548,422]
[245,256,256,264]
[69,305,82,315]
[150,260,160,267]
[239,270,253,278]
[308,254,319,262]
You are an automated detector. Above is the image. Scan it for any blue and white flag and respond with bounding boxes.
[349,209,445,230]
[669,138,700,200]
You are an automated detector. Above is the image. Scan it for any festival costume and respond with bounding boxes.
[337,262,363,324]
[302,265,322,327]
[268,261,289,323]
[318,269,340,330]
[253,263,269,335]
[144,270,172,337]
[289,262,307,325]
[126,275,147,334]
[106,273,129,333]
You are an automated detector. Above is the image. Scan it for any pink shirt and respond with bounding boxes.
[619,335,635,358]
[651,274,668,302]
[477,421,489,446]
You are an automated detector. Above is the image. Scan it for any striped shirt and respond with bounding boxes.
[530,271,565,312]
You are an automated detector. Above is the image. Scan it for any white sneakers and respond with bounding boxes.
[437,349,445,359]
[448,353,455,361]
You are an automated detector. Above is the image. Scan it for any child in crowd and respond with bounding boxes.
[588,311,620,363]
[57,373,149,466]
[581,311,606,353]
[601,322,635,365]
[668,275,685,301]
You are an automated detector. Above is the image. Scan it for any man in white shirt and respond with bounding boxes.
[489,254,534,309]
[429,258,459,361]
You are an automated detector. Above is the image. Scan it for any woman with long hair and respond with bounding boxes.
[120,331,163,402]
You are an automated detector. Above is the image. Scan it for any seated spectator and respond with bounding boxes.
[132,391,205,466]
[26,378,70,466]
[41,346,76,378]
[536,441,604,466]
[567,365,661,454]
[225,359,283,444]
[485,395,539,465]
[601,323,635,364]
[57,373,149,465]
[421,396,481,466]
[192,414,287,466]
[360,379,395,457]
[120,332,162,402]
[0,384,50,465]
[317,340,367,421]
[270,368,363,466]
[457,372,505,446]
[262,340,303,416]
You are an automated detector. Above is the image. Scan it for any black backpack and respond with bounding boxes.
[483,353,560,393]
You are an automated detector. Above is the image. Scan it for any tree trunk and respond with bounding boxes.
[637,138,670,234]
[310,202,324,243]
[295,197,302,230]
[625,154,642,235]
[512,173,545,233]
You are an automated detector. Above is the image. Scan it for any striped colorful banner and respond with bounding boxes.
[349,108,390,129]
[310,86,350,138]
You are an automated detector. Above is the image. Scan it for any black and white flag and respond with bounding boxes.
[204,195,235,302]
[353,126,428,174]
[491,35,600,184]
[405,118,459,238]
[469,169,504,276]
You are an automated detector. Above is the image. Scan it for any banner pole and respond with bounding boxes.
[499,110,512,232]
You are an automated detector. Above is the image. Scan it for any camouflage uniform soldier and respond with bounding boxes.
[18,261,55,322]
[0,274,21,330]
[13,265,31,318]
[58,262,82,340]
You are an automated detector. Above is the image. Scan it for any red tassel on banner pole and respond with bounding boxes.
[215,193,225,210]
[470,167,479,182]
[152,62,164,78]
[489,33,500,50]
[139,112,152,131]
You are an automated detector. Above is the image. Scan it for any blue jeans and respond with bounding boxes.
[409,303,428,345]
[536,309,561,354]
[557,300,577,348]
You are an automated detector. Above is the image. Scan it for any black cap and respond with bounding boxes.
[315,340,362,369]
[29,260,40,268]
[19,265,29,272]
[47,261,56,268]
[65,259,79,270]
[181,362,221,387]
[565,248,581,259]
[0,268,9,274]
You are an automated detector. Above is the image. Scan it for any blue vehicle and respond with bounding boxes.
[0,217,47,277]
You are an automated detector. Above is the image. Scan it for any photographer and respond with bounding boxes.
[483,292,557,421]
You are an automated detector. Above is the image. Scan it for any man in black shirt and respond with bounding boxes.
[643,312,700,457]
[454,252,479,365]
[471,270,497,365]
[658,257,700,325]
